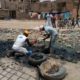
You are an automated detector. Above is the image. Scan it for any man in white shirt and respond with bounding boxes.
[7,30,36,57]
[39,14,58,53]
[40,25,58,48]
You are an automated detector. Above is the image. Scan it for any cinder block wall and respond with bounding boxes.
[0,9,9,19]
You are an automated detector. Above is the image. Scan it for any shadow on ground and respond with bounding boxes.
[0,39,14,57]
[0,28,80,64]
[0,39,80,63]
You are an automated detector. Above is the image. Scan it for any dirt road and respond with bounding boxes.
[0,20,45,29]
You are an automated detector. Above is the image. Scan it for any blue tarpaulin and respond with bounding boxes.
[63,12,71,20]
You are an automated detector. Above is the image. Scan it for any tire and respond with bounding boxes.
[7,50,15,57]
[7,50,24,58]
[42,48,50,54]
[28,53,47,66]
[39,66,67,80]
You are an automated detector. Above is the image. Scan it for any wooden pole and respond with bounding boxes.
[76,0,80,25]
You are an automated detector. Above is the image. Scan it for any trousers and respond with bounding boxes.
[12,45,28,55]
[50,34,58,53]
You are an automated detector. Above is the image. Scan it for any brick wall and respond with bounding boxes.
[0,0,78,19]
[66,0,77,18]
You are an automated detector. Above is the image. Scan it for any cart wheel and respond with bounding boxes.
[28,53,47,66]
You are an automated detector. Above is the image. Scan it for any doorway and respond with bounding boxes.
[9,10,16,19]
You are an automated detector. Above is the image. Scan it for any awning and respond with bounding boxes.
[39,0,56,2]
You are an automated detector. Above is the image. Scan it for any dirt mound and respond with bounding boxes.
[39,58,60,75]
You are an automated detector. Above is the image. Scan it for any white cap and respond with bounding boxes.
[39,25,44,29]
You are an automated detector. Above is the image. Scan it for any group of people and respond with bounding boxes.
[7,13,58,58]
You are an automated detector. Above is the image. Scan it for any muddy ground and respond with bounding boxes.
[0,20,80,80]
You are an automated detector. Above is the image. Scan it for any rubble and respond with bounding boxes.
[0,27,80,80]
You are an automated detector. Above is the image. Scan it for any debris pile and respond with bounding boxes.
[39,58,67,80]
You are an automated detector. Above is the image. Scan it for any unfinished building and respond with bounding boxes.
[0,0,79,19]
[0,0,30,19]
